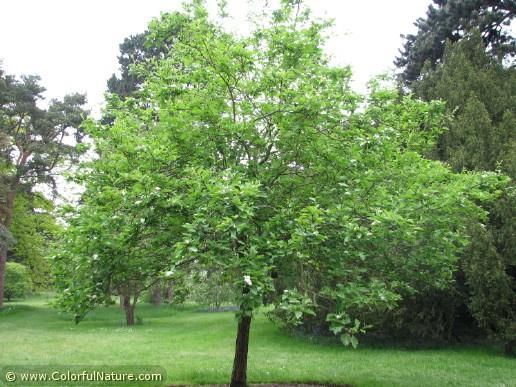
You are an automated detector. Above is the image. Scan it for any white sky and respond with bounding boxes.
[0,0,430,117]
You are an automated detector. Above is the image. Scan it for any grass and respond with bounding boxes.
[0,296,515,386]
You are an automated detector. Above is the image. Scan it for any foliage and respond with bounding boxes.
[188,269,236,309]
[0,73,88,192]
[57,0,509,382]
[270,289,316,328]
[52,120,185,322]
[411,32,516,348]
[106,12,189,99]
[0,68,88,306]
[396,0,516,85]
[9,193,61,289]
[415,31,516,176]
[4,261,32,301]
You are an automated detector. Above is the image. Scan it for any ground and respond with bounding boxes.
[0,296,514,386]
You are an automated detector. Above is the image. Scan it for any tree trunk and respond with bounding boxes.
[123,294,135,326]
[230,314,252,387]
[165,285,173,303]
[150,284,162,305]
[0,247,6,308]
[505,339,515,357]
[0,189,15,309]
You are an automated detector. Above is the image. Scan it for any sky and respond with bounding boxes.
[0,0,431,117]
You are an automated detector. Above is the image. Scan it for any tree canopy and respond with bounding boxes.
[56,1,509,385]
[0,68,88,307]
[411,32,516,349]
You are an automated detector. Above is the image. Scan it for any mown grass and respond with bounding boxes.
[0,296,514,386]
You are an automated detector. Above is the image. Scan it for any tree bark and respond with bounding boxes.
[0,247,6,308]
[230,314,252,387]
[165,285,173,303]
[150,284,162,305]
[0,188,16,308]
[123,294,135,326]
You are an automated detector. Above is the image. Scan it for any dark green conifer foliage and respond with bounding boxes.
[396,0,515,85]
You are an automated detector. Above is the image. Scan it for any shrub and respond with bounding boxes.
[5,262,32,301]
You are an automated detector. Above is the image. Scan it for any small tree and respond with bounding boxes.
[4,262,32,301]
[10,193,61,289]
[53,109,186,325]
[189,268,236,310]
[59,1,508,385]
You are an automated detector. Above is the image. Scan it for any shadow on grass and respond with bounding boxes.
[0,302,39,316]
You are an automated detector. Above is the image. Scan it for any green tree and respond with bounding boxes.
[4,261,32,301]
[106,12,188,100]
[415,32,515,175]
[414,32,516,352]
[53,109,186,325]
[59,1,508,385]
[9,193,61,289]
[396,0,515,85]
[0,70,88,308]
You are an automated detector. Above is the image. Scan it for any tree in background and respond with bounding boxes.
[0,69,88,308]
[396,0,515,85]
[189,268,236,310]
[55,9,191,325]
[413,32,515,352]
[9,193,61,289]
[4,261,32,301]
[415,32,515,175]
[106,12,188,99]
[53,107,187,326]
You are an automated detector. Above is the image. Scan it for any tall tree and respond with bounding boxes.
[0,70,88,307]
[415,31,516,175]
[414,32,516,351]
[106,12,188,99]
[396,0,516,85]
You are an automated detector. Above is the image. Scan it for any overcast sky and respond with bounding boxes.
[0,0,430,116]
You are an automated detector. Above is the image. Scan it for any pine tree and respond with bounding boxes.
[396,0,515,85]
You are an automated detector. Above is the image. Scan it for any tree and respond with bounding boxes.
[106,12,188,99]
[60,1,507,385]
[415,31,516,175]
[0,69,88,308]
[53,109,186,325]
[4,261,32,301]
[413,32,516,351]
[10,193,61,289]
[396,0,516,85]
[189,268,236,310]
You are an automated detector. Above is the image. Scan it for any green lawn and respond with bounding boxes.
[0,296,514,386]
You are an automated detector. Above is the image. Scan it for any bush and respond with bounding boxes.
[5,262,32,301]
[189,270,235,309]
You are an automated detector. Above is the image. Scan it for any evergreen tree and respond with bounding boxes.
[0,70,88,307]
[106,12,188,99]
[413,32,515,353]
[396,0,515,85]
